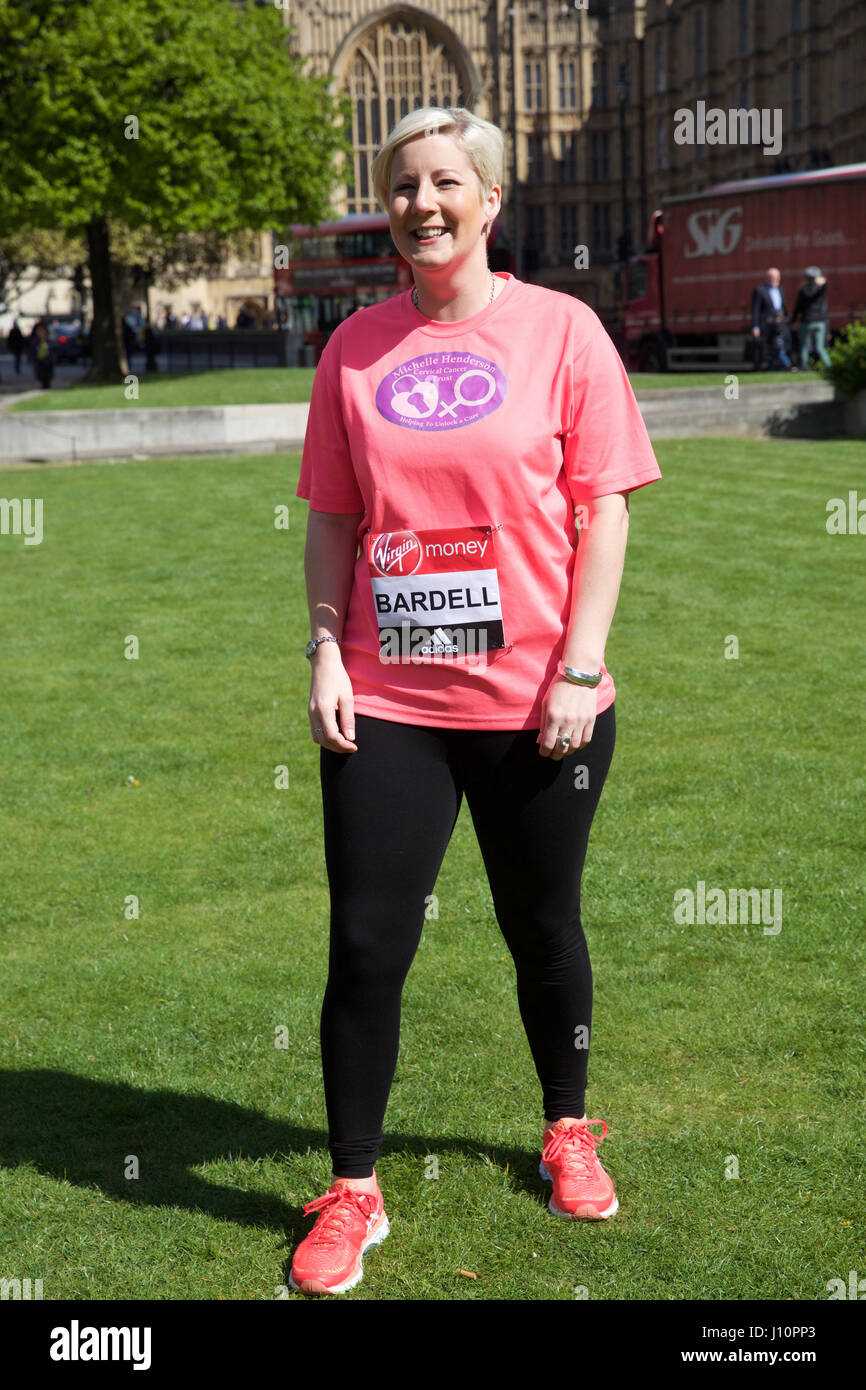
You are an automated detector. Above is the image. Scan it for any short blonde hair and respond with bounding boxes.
[370,106,505,216]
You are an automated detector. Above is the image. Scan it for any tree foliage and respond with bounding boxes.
[0,0,350,236]
[820,319,866,397]
[0,0,352,376]
[0,227,82,314]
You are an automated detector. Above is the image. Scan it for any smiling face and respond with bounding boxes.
[387,132,500,275]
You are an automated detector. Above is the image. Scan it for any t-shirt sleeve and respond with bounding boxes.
[562,308,662,503]
[296,330,365,513]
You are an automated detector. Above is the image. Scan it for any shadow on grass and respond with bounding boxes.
[0,1069,548,1250]
[763,402,847,436]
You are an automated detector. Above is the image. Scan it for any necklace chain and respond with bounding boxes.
[412,270,496,314]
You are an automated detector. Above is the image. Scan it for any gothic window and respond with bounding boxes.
[558,60,576,110]
[559,132,578,181]
[343,19,468,214]
[527,133,545,183]
[739,0,749,57]
[592,57,608,108]
[592,203,611,251]
[695,10,705,78]
[559,203,578,254]
[525,60,543,110]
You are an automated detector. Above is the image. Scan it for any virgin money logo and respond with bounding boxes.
[370,531,423,577]
[683,206,743,259]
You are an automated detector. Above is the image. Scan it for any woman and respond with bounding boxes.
[291,106,661,1297]
[31,322,55,390]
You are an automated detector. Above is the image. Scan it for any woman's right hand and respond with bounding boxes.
[308,645,358,753]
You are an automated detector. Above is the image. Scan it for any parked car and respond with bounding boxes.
[44,316,86,363]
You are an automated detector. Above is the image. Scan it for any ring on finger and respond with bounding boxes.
[556,732,571,752]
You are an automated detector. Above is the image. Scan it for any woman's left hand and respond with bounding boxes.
[536,676,598,759]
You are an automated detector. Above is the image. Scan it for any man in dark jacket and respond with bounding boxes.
[7,318,25,374]
[143,323,161,372]
[751,267,793,370]
[791,267,832,370]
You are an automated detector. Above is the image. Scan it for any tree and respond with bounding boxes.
[0,0,351,381]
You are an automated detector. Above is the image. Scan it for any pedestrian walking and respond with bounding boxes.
[31,322,55,389]
[122,317,137,363]
[7,318,25,375]
[290,104,663,1297]
[791,266,832,370]
[143,324,161,372]
[751,267,794,370]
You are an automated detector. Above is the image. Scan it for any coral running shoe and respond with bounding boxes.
[539,1118,618,1220]
[289,1177,390,1296]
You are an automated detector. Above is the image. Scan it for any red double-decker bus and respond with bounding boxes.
[275,212,512,359]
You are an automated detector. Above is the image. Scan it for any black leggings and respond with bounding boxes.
[318,702,616,1177]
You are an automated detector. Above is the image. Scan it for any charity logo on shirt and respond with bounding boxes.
[376,352,507,431]
[367,523,507,663]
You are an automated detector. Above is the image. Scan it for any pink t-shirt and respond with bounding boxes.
[296,271,661,729]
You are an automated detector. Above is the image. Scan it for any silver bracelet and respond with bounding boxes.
[557,660,602,687]
[305,635,342,659]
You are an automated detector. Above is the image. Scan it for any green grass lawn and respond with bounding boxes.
[6,367,316,411]
[6,365,821,411]
[0,438,862,1300]
[632,369,822,389]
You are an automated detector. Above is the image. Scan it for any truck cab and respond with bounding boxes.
[623,212,667,371]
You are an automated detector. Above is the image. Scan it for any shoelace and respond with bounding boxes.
[302,1186,376,1249]
[543,1119,608,1175]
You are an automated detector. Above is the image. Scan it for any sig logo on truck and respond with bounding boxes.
[684,206,743,258]
[622,162,866,371]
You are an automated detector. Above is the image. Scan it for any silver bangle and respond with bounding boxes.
[557,661,602,687]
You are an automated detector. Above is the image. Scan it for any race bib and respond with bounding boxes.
[367,524,507,663]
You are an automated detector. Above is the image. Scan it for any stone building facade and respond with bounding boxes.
[286,0,866,324]
[9,2,859,336]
